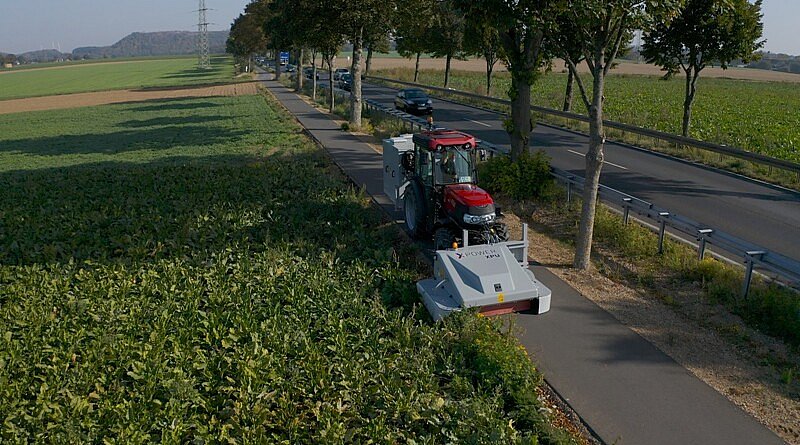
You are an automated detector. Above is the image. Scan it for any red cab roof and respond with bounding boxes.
[413,130,476,150]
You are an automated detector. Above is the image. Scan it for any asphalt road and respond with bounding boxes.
[356,80,800,262]
[262,75,786,445]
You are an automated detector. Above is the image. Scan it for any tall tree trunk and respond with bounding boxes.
[296,48,304,91]
[682,66,699,138]
[350,28,364,128]
[444,54,452,88]
[563,67,575,112]
[485,55,494,96]
[365,46,373,75]
[574,64,606,271]
[312,50,317,101]
[328,56,335,113]
[508,73,532,161]
[414,52,421,82]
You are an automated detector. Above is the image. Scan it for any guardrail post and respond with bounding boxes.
[622,197,632,225]
[566,179,573,205]
[741,251,766,300]
[697,229,713,260]
[657,212,670,254]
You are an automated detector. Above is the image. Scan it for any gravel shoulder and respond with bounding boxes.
[500,203,800,445]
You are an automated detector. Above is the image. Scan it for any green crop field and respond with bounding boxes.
[0,92,569,442]
[375,68,800,163]
[0,56,237,101]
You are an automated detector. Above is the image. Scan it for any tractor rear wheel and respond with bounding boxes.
[433,227,457,251]
[403,181,428,239]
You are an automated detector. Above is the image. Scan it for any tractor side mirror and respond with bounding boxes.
[401,152,415,172]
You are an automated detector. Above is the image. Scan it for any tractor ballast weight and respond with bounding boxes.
[383,133,552,320]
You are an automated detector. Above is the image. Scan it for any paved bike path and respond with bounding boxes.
[260,77,785,445]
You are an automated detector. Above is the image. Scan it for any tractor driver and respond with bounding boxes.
[437,148,468,184]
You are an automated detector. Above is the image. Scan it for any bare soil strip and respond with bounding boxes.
[354,58,800,82]
[0,82,259,114]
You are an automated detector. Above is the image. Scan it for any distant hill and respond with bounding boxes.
[72,31,228,59]
[747,52,800,74]
[17,49,68,63]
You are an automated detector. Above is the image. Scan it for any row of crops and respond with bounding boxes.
[375,68,800,163]
[0,93,572,443]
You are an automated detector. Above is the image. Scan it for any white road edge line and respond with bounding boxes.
[567,149,628,170]
[466,118,492,128]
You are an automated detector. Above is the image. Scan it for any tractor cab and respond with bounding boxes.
[394,130,508,249]
[409,130,477,188]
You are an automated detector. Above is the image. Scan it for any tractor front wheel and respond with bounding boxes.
[433,227,457,251]
[493,222,509,242]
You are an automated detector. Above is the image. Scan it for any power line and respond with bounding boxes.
[198,0,210,69]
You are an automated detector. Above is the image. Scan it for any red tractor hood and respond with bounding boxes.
[444,184,494,210]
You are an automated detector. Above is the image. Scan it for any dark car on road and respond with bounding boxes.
[338,73,353,91]
[394,88,433,114]
[303,67,320,80]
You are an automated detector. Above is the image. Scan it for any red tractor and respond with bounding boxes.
[397,130,509,249]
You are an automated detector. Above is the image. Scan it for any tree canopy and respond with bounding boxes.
[642,0,764,137]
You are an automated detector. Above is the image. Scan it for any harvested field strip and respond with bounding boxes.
[0,82,259,114]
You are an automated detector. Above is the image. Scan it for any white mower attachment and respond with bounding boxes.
[417,224,552,321]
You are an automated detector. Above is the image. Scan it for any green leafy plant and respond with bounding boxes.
[478,151,554,201]
[0,81,573,442]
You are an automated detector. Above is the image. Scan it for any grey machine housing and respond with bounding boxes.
[417,228,552,321]
[382,134,552,320]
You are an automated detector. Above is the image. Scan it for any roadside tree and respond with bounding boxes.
[554,0,683,271]
[339,0,397,128]
[642,0,764,137]
[395,0,436,82]
[429,0,467,89]
[456,0,561,161]
[463,12,503,95]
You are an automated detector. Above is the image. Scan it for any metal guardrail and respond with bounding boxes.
[366,75,800,177]
[359,94,800,298]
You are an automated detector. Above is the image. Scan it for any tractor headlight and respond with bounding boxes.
[463,213,495,225]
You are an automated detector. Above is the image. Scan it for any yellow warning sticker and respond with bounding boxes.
[497,293,505,303]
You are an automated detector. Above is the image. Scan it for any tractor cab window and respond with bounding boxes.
[434,146,473,185]
[416,147,433,186]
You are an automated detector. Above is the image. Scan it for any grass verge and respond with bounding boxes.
[0,56,239,101]
[499,186,800,353]
[0,88,573,443]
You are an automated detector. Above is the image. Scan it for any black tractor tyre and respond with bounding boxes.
[493,222,510,242]
[433,227,457,251]
[403,181,428,239]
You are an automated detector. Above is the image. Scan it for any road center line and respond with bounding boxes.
[466,118,492,127]
[567,149,628,170]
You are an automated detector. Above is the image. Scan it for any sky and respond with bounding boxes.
[0,0,251,54]
[0,0,798,55]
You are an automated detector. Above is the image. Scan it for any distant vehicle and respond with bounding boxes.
[303,66,320,80]
[338,73,352,91]
[333,68,349,81]
[285,64,297,73]
[279,51,290,66]
[394,88,433,115]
